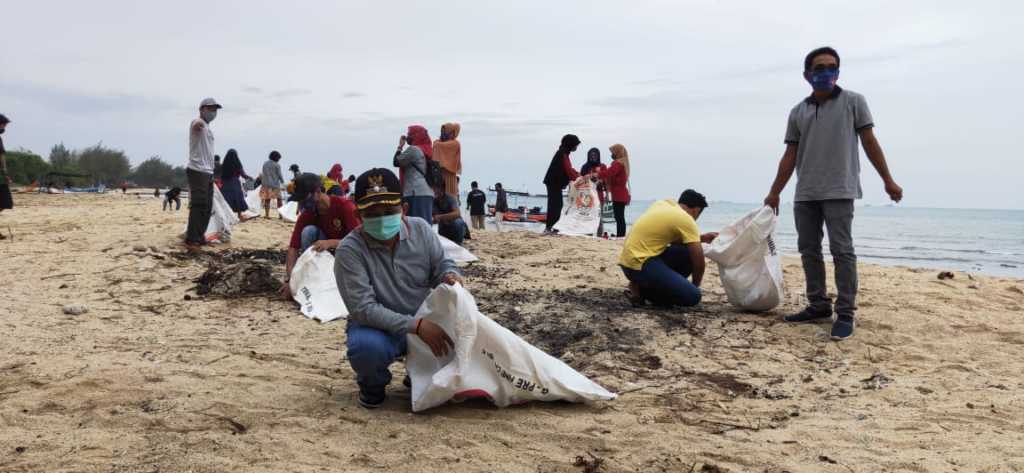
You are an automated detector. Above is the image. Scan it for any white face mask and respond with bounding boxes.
[201,109,217,123]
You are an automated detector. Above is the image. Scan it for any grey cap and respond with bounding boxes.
[199,98,222,109]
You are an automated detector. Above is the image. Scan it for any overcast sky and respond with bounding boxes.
[2,0,1021,209]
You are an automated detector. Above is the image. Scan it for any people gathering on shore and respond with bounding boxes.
[0,45,904,410]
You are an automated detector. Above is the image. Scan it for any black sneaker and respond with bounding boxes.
[830,316,855,341]
[783,307,833,323]
[357,390,386,409]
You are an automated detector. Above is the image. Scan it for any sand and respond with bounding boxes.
[2,192,1024,472]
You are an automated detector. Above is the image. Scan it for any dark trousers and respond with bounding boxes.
[545,184,564,230]
[613,202,627,237]
[794,199,857,318]
[163,196,181,211]
[439,218,468,246]
[185,169,214,245]
[621,244,701,307]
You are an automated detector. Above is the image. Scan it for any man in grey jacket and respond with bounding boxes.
[335,168,463,409]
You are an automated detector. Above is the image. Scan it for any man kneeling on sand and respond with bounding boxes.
[335,168,463,409]
[619,189,718,307]
[280,173,361,299]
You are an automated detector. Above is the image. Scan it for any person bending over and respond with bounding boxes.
[280,173,361,298]
[619,190,718,308]
[335,168,462,409]
[432,183,468,246]
[163,187,182,211]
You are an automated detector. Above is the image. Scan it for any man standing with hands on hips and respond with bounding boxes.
[184,98,222,250]
[335,168,463,409]
[764,46,903,341]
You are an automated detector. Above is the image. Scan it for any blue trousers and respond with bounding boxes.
[621,244,702,307]
[439,218,468,246]
[299,226,327,254]
[346,322,408,395]
[404,196,433,224]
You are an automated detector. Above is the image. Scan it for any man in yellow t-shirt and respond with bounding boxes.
[619,189,718,307]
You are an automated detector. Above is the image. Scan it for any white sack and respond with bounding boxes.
[289,248,348,323]
[278,201,299,222]
[703,206,784,311]
[433,229,479,264]
[195,185,239,244]
[552,177,600,236]
[406,284,617,412]
[243,186,263,219]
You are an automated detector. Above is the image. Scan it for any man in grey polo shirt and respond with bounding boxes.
[764,46,903,341]
[335,168,463,409]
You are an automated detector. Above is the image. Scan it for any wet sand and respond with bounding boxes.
[2,192,1024,472]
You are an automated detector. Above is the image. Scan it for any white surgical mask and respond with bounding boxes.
[201,110,217,123]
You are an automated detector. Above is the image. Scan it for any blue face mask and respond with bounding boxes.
[363,214,402,240]
[809,69,839,92]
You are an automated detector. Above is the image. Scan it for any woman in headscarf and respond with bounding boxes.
[219,148,254,221]
[580,147,608,203]
[541,134,581,233]
[323,163,344,196]
[597,143,631,237]
[393,125,434,223]
[432,122,462,200]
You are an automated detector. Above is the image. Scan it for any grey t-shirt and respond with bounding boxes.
[784,87,874,202]
[395,146,433,197]
[335,216,461,335]
[260,160,285,189]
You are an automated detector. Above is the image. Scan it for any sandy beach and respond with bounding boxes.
[2,192,1023,472]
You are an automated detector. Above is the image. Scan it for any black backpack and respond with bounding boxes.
[414,158,445,189]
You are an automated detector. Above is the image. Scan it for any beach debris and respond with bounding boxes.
[132,245,147,252]
[62,304,89,316]
[572,452,605,473]
[14,446,26,454]
[861,372,893,390]
[937,271,955,280]
[915,386,934,395]
[818,455,838,464]
[194,261,281,297]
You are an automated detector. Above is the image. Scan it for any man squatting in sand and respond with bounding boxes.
[619,190,718,308]
[335,168,463,409]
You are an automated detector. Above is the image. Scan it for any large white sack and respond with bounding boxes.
[243,186,263,218]
[289,248,348,323]
[406,284,617,412]
[703,206,784,311]
[552,177,600,236]
[278,201,299,222]
[181,185,239,244]
[431,227,479,264]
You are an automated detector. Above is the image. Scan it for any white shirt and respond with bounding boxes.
[188,118,215,173]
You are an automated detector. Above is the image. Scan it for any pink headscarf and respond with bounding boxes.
[406,125,433,159]
[327,164,343,181]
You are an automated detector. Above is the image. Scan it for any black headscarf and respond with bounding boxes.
[543,134,581,188]
[221,149,244,178]
[580,147,602,175]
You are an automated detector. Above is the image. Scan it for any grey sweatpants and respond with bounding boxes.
[794,199,857,318]
[185,169,213,245]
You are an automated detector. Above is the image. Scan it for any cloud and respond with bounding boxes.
[342,92,366,98]
[269,88,313,99]
[241,86,264,94]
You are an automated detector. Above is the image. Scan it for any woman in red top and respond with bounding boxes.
[598,143,631,237]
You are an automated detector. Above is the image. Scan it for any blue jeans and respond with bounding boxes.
[439,218,468,245]
[404,196,433,224]
[299,226,327,254]
[346,322,408,395]
[621,244,702,307]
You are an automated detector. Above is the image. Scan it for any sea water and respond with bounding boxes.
[480,192,1024,278]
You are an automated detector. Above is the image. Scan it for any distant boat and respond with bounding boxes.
[487,187,530,197]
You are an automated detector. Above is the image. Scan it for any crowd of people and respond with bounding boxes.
[0,45,904,411]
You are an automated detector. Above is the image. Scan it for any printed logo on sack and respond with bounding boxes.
[766,234,777,256]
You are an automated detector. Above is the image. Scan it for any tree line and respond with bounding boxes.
[4,143,187,188]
